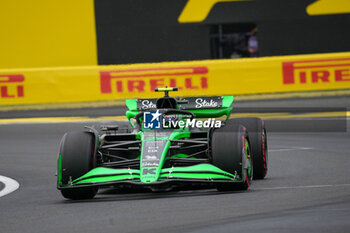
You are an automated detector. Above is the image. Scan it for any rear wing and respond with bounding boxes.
[126,96,234,120]
[180,96,233,118]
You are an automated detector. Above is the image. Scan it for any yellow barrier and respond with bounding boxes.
[0,0,97,69]
[0,52,350,106]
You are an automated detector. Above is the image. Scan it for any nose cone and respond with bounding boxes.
[140,131,169,183]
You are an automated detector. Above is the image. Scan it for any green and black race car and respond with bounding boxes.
[57,87,268,199]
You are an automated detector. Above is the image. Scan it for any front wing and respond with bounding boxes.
[58,164,241,189]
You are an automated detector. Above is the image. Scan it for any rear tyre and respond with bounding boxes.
[58,131,98,200]
[226,118,268,179]
[211,124,253,191]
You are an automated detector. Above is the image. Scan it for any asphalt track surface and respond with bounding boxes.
[0,96,350,233]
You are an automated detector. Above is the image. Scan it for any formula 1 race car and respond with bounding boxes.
[57,87,268,199]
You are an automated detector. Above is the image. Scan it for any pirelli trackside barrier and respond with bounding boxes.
[0,52,350,106]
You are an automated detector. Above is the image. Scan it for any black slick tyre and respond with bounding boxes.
[226,118,268,179]
[58,131,98,200]
[211,123,253,191]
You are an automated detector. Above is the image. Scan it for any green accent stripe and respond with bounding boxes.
[222,96,234,108]
[126,99,137,111]
[57,154,62,187]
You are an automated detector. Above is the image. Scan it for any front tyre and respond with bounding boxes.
[211,124,253,191]
[58,131,98,200]
[227,118,268,179]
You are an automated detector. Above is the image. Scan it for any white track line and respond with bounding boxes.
[0,175,20,198]
[256,183,350,191]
